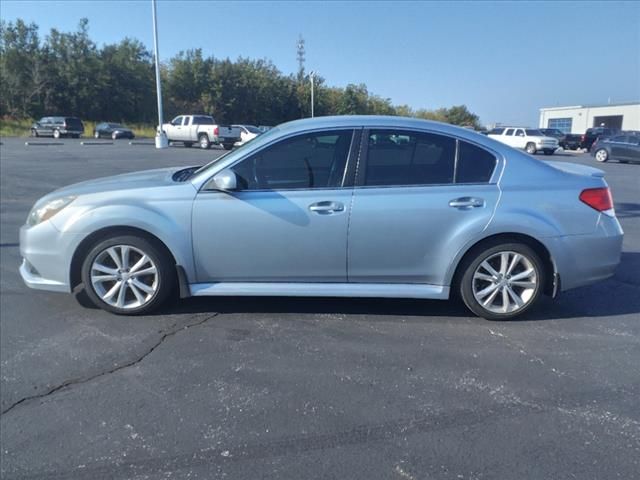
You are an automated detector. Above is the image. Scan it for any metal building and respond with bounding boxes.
[539,102,640,134]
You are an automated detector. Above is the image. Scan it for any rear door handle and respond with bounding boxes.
[309,201,345,214]
[449,197,485,209]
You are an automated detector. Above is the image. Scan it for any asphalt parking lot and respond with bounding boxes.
[0,137,639,479]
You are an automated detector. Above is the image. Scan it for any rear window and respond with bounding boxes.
[65,117,83,128]
[456,141,497,183]
[194,116,214,125]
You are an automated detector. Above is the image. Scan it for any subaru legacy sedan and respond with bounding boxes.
[20,116,623,320]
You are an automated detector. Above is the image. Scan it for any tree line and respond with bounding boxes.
[0,18,481,128]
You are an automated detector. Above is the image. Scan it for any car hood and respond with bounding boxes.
[45,167,191,199]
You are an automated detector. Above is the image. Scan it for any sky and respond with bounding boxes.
[1,0,639,126]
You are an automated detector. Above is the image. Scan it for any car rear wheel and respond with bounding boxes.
[459,242,544,320]
[80,235,175,315]
[53,129,61,139]
[525,143,536,154]
[94,131,100,139]
[198,134,210,149]
[223,143,234,150]
[31,129,38,137]
[595,148,609,162]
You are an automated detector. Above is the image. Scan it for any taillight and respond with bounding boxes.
[580,187,614,215]
[214,126,219,136]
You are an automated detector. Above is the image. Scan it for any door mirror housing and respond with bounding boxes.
[210,169,237,191]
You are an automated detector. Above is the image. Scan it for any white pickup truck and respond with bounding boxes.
[162,115,242,150]
[488,127,559,155]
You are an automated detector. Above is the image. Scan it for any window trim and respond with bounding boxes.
[354,127,500,189]
[199,127,362,193]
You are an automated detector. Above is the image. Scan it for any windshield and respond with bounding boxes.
[526,129,543,136]
[108,123,123,128]
[192,126,282,176]
[245,125,262,134]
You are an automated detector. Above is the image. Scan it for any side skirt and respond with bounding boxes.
[189,282,450,300]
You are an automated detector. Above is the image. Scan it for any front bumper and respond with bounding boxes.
[19,221,82,293]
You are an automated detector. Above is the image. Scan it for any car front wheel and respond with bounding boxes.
[459,242,544,320]
[595,148,609,162]
[525,143,536,154]
[80,235,175,315]
[53,129,61,139]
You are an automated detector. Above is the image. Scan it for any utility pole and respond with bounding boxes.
[309,71,315,118]
[152,0,168,149]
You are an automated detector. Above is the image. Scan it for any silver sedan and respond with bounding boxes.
[19,116,623,320]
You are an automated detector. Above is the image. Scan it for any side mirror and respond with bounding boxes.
[211,169,237,191]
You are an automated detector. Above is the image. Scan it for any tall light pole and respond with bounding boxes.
[309,71,315,118]
[151,0,168,149]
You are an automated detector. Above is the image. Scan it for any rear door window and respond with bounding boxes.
[505,129,515,136]
[363,130,456,186]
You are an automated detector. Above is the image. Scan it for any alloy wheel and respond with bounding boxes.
[471,251,538,314]
[90,245,158,309]
[595,149,608,162]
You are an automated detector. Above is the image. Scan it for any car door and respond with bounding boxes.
[627,137,640,162]
[608,136,627,159]
[165,116,183,140]
[38,117,52,136]
[347,129,501,286]
[513,129,526,149]
[502,128,515,147]
[191,128,359,282]
[179,116,192,141]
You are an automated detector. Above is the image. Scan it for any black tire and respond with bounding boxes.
[198,134,210,149]
[594,148,609,163]
[459,241,545,321]
[223,143,234,150]
[31,129,38,137]
[525,143,536,155]
[80,234,176,315]
[112,132,118,140]
[94,131,100,139]
[53,129,61,139]
[543,149,554,156]
[184,142,194,148]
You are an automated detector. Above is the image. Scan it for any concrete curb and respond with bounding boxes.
[24,142,64,146]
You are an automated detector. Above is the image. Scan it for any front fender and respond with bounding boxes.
[52,202,195,282]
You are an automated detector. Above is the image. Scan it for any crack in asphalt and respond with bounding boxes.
[0,313,219,417]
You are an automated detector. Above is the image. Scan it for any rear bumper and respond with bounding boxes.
[547,215,624,291]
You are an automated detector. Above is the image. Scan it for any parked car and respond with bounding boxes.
[560,133,582,151]
[591,135,640,163]
[19,116,623,320]
[540,128,566,146]
[580,127,619,151]
[162,115,241,150]
[232,124,262,146]
[93,123,135,140]
[488,127,559,155]
[31,116,84,139]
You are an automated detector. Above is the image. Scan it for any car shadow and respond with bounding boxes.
[162,251,639,322]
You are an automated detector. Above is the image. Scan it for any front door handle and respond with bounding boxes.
[309,201,345,214]
[449,197,485,209]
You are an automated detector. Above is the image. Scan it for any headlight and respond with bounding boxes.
[26,196,76,226]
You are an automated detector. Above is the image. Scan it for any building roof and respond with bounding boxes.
[540,101,640,111]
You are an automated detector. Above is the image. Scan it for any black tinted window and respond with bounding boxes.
[196,116,214,125]
[505,129,515,136]
[489,128,504,135]
[233,130,353,190]
[364,130,455,186]
[456,141,497,183]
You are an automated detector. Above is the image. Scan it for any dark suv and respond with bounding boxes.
[580,127,618,151]
[31,117,85,139]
